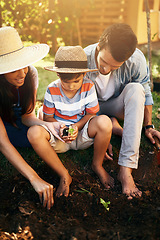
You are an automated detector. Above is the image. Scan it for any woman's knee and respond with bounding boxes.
[27,125,48,143]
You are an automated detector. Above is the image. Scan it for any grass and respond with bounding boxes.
[33,54,58,101]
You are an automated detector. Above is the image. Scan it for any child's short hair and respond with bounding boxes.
[58,72,83,81]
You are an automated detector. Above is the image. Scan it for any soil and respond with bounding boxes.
[0,140,160,240]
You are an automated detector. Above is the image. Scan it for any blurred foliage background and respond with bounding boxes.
[1,0,160,81]
[0,0,90,54]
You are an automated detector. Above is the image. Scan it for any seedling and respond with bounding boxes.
[76,187,92,194]
[63,125,74,136]
[68,125,74,135]
[100,198,110,211]
[76,187,110,211]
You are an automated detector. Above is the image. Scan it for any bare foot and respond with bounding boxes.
[118,166,142,200]
[111,117,123,136]
[56,173,72,197]
[92,165,114,189]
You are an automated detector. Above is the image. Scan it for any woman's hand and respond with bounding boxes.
[30,175,54,210]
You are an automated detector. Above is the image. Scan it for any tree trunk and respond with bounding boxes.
[0,3,2,27]
[145,0,153,91]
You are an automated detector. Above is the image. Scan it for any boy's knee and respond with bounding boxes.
[96,115,112,132]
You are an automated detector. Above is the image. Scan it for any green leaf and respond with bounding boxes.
[75,187,92,194]
[100,198,110,211]
[69,126,74,135]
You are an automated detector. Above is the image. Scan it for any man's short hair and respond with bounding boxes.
[99,23,138,62]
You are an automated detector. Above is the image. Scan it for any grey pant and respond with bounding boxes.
[98,83,145,169]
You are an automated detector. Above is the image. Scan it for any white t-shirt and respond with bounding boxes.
[94,72,115,101]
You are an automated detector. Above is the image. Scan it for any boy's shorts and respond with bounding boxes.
[41,119,94,153]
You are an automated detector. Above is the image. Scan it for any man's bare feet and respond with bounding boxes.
[118,166,142,200]
[111,117,123,136]
[92,165,114,189]
[56,173,72,197]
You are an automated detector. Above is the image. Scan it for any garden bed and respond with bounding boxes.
[0,142,160,240]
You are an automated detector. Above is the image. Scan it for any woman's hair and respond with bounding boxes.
[99,23,138,62]
[0,66,35,124]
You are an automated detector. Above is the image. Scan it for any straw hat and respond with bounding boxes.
[0,26,49,74]
[44,46,98,73]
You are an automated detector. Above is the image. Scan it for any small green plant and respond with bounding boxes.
[76,187,110,211]
[68,125,74,135]
[76,187,92,193]
[63,125,75,136]
[100,198,110,211]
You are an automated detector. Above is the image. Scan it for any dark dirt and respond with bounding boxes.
[0,138,160,240]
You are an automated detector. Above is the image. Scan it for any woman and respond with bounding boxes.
[0,26,58,210]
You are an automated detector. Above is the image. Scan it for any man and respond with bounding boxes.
[84,23,160,199]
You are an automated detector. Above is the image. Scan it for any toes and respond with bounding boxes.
[127,195,133,200]
[134,189,142,198]
[124,187,142,200]
[56,191,62,197]
[64,189,69,197]
[56,185,70,198]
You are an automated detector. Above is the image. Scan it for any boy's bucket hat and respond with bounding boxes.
[44,46,98,73]
[0,26,49,74]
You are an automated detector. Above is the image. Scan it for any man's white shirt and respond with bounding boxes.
[95,72,115,101]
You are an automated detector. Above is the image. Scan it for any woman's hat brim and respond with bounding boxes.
[44,66,98,73]
[0,44,49,75]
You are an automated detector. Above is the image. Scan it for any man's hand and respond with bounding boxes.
[145,128,160,144]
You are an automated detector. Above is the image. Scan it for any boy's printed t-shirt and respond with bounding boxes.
[43,77,99,126]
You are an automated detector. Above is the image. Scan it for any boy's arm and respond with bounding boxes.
[72,112,95,131]
[43,113,58,122]
[61,113,95,143]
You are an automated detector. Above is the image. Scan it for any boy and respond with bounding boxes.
[28,46,113,200]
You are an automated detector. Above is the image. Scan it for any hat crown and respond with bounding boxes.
[55,46,87,62]
[0,27,23,56]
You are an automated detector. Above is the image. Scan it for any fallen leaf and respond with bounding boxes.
[144,190,150,196]
[18,206,34,216]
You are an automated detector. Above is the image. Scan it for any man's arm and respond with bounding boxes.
[144,105,152,126]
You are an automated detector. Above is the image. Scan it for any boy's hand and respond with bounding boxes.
[59,124,67,138]
[68,125,78,142]
[104,143,113,161]
[60,125,78,143]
